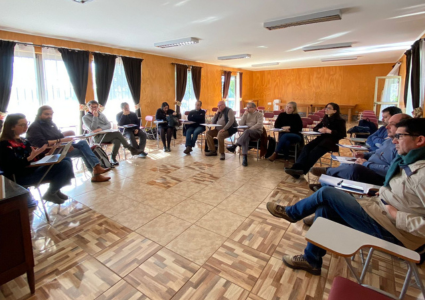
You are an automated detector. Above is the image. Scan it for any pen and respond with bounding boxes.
[337,180,343,185]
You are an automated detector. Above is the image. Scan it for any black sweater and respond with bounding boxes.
[187,109,206,129]
[116,112,141,127]
[311,114,347,151]
[274,113,303,137]
[0,139,38,179]
[155,108,179,128]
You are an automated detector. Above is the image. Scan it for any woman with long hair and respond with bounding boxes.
[285,103,346,178]
[0,113,74,204]
[155,102,180,152]
[268,101,303,161]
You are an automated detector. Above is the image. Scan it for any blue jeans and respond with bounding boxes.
[276,133,302,157]
[66,140,99,172]
[285,186,400,268]
[185,126,205,147]
[327,164,385,185]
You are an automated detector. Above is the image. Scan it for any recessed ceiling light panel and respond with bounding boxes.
[154,37,200,48]
[303,42,352,52]
[264,9,341,30]
[217,54,251,60]
[252,62,279,67]
[321,56,358,62]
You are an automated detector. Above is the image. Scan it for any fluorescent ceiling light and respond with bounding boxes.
[321,56,358,62]
[264,9,341,30]
[252,62,279,67]
[303,42,352,52]
[72,0,93,3]
[217,54,251,60]
[390,11,425,19]
[154,37,199,48]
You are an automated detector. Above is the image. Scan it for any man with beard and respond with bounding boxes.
[26,105,111,182]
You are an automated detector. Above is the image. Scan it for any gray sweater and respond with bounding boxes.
[239,111,263,134]
[82,112,111,132]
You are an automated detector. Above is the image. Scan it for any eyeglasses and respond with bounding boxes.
[394,133,420,140]
[325,107,334,110]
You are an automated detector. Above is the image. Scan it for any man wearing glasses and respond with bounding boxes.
[205,100,238,160]
[309,113,412,189]
[266,118,425,276]
[228,102,263,166]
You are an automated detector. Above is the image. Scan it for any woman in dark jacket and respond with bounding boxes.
[0,113,74,204]
[155,102,180,152]
[268,101,303,161]
[184,100,206,154]
[285,102,346,178]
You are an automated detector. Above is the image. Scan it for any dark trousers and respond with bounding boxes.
[17,158,75,193]
[276,133,302,157]
[291,141,330,174]
[286,186,400,268]
[124,129,147,151]
[159,127,173,148]
[327,164,385,185]
[95,132,131,160]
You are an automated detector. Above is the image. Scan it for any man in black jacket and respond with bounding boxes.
[116,102,148,158]
[184,101,206,154]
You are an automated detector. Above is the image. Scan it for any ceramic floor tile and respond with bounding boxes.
[249,201,292,230]
[188,172,220,185]
[149,164,180,174]
[185,162,215,171]
[234,183,273,202]
[72,188,107,207]
[172,268,250,300]
[95,232,162,277]
[196,207,246,237]
[141,191,187,212]
[97,280,149,300]
[30,258,120,300]
[217,194,263,217]
[69,218,132,255]
[230,218,286,256]
[189,185,233,206]
[166,225,226,265]
[125,248,200,300]
[32,225,66,255]
[167,181,207,197]
[42,198,91,225]
[136,213,192,246]
[166,167,201,180]
[147,175,182,189]
[167,199,214,223]
[53,210,107,238]
[204,240,270,291]
[90,195,138,218]
[112,203,163,230]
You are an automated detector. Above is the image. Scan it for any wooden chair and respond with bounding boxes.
[307,217,425,300]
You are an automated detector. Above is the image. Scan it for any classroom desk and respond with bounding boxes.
[0,176,35,294]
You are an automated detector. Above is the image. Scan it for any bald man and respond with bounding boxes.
[205,101,238,160]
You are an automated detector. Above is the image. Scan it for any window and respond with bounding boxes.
[221,73,240,112]
[180,70,197,115]
[8,46,79,130]
[92,57,133,123]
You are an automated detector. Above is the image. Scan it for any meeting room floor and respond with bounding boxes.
[1,131,424,300]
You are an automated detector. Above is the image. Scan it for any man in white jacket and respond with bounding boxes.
[266,118,425,276]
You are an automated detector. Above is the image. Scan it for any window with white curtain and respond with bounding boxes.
[92,57,133,122]
[180,70,197,115]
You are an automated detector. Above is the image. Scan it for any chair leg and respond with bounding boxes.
[36,187,50,223]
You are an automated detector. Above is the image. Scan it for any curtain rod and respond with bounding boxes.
[9,40,143,60]
[171,63,202,68]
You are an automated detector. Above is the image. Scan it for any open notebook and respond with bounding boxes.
[319,174,381,196]
[30,142,73,166]
[331,155,357,164]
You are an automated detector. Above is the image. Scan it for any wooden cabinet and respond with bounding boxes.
[0,175,35,294]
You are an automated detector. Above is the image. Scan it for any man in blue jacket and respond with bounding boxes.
[311,113,412,187]
[366,106,402,151]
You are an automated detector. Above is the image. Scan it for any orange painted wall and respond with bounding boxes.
[251,64,393,114]
[0,30,253,118]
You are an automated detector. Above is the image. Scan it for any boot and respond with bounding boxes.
[129,147,143,156]
[184,146,192,154]
[43,191,65,205]
[91,174,111,182]
[93,164,111,175]
[56,190,69,200]
[242,154,248,167]
[268,152,278,162]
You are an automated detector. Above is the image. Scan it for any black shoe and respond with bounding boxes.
[43,192,65,205]
[129,147,143,156]
[56,190,69,200]
[111,157,119,166]
[309,184,322,192]
[163,147,167,152]
[138,151,148,158]
[227,145,237,153]
[167,147,171,152]
[242,155,248,167]
[284,168,303,179]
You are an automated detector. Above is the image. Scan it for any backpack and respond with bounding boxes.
[145,128,158,140]
[91,145,112,168]
[358,118,378,134]
[265,136,276,159]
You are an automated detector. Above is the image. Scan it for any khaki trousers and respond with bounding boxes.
[206,129,230,154]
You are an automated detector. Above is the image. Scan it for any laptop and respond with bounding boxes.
[31,142,73,166]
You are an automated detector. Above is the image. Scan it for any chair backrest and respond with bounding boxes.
[315,112,325,118]
[185,111,190,116]
[258,106,265,110]
[145,115,154,122]
[212,107,218,112]
[273,110,281,116]
[264,112,274,119]
[309,115,321,122]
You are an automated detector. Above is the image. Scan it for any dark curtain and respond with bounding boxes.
[175,64,188,114]
[222,71,232,99]
[403,49,412,107]
[58,48,89,133]
[191,66,202,100]
[410,40,421,109]
[0,40,16,131]
[122,56,143,117]
[239,72,243,98]
[93,53,116,107]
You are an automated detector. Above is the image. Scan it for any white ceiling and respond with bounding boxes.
[1,0,425,70]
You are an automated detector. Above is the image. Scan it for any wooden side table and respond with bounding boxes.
[0,175,35,294]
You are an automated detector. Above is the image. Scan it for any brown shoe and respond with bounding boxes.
[268,152,278,162]
[184,146,192,154]
[205,151,217,156]
[93,164,111,175]
[282,254,321,275]
[309,184,322,192]
[311,167,327,177]
[303,215,315,226]
[91,174,111,182]
[266,202,296,223]
[220,153,225,160]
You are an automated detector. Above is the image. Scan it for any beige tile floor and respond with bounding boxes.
[1,131,425,300]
